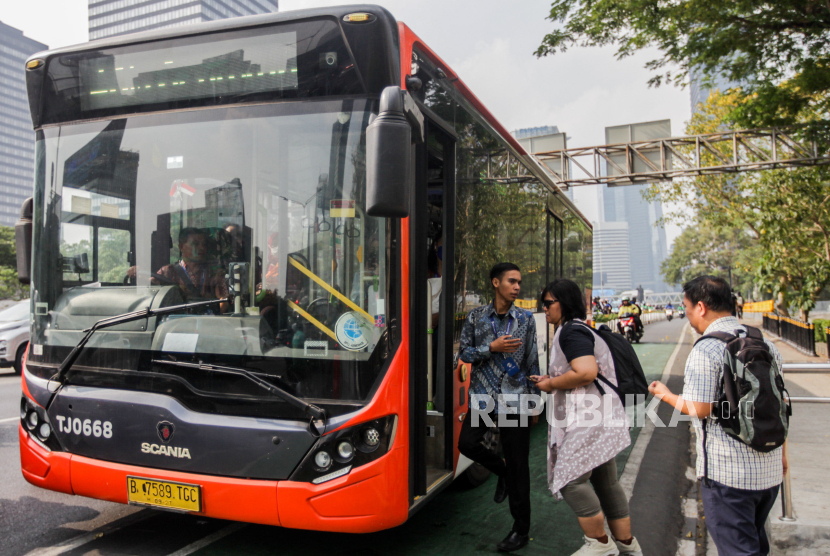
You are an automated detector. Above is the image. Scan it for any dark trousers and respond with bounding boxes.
[457,409,532,535]
[701,480,780,556]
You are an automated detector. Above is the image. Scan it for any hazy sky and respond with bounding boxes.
[2,0,690,246]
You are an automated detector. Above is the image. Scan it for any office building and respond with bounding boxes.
[0,21,47,228]
[89,0,280,41]
[601,183,669,292]
[690,66,737,115]
[595,121,671,293]
[593,221,632,292]
[512,125,573,201]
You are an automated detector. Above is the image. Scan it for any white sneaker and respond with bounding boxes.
[570,535,619,556]
[614,536,643,555]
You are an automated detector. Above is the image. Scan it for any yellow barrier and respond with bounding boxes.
[514,299,537,310]
[744,300,774,313]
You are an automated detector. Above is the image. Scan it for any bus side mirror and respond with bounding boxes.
[15,197,33,285]
[366,86,423,218]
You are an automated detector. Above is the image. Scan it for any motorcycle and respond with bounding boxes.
[666,308,674,322]
[678,308,685,319]
[620,315,643,344]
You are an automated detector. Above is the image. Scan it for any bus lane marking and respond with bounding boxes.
[24,510,152,556]
[619,322,689,499]
[166,522,246,556]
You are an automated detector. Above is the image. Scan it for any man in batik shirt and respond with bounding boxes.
[458,262,539,553]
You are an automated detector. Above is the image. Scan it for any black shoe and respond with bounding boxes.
[494,474,508,504]
[497,531,529,552]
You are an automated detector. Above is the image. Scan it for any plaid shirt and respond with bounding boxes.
[683,316,784,490]
[459,302,540,414]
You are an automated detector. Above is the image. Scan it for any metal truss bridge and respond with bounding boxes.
[473,124,830,189]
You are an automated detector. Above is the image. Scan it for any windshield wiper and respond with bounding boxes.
[50,297,229,387]
[151,359,327,434]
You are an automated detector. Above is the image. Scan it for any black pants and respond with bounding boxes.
[701,480,779,556]
[457,409,532,535]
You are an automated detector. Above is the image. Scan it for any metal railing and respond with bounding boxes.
[763,313,817,356]
[778,362,830,521]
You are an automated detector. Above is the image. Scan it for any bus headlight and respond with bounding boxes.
[358,427,380,452]
[336,441,354,461]
[290,415,397,484]
[20,395,61,452]
[314,451,332,470]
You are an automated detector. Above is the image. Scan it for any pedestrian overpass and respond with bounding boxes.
[529,124,830,189]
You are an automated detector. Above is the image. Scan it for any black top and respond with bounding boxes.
[560,321,596,362]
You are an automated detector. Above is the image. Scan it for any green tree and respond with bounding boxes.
[661,222,759,297]
[647,91,830,319]
[0,225,29,301]
[535,0,830,128]
[0,226,17,268]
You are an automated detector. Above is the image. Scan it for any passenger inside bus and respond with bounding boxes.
[152,227,230,312]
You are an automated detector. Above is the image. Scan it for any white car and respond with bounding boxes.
[0,299,29,374]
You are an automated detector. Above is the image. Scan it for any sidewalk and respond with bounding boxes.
[744,319,830,555]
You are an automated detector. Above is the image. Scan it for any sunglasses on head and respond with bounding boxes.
[542,299,558,309]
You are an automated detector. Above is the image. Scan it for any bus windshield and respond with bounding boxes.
[29,99,396,416]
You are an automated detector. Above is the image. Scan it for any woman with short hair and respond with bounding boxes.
[531,279,642,556]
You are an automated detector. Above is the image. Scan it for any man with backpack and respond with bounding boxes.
[649,276,789,556]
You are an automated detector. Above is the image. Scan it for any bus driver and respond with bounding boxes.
[153,227,230,311]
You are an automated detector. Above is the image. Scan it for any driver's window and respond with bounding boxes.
[60,223,93,283]
[98,228,131,282]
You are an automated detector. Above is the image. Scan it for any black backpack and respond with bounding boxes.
[562,321,649,406]
[695,326,791,453]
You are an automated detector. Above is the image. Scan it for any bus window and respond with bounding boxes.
[28,99,395,415]
[60,223,93,283]
[98,228,131,283]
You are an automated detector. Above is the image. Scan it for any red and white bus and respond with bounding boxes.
[16,4,592,533]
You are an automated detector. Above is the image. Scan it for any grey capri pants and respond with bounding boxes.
[560,457,629,520]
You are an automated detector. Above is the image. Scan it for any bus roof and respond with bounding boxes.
[24,4,590,228]
[26,5,397,61]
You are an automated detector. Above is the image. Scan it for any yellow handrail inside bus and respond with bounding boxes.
[287,299,337,342]
[288,256,373,322]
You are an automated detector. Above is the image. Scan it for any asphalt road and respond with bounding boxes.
[0,317,693,556]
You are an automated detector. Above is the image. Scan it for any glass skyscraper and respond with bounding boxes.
[89,0,279,41]
[690,67,738,116]
[0,21,47,228]
[594,120,672,293]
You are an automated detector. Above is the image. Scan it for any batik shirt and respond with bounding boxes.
[459,302,540,414]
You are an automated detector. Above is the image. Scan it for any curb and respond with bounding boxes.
[676,430,709,555]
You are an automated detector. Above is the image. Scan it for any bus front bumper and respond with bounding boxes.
[19,424,408,533]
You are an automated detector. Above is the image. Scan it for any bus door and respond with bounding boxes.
[410,117,457,504]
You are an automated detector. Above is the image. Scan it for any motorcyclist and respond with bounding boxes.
[617,298,643,335]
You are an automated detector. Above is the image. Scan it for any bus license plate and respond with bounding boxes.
[127,476,201,512]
